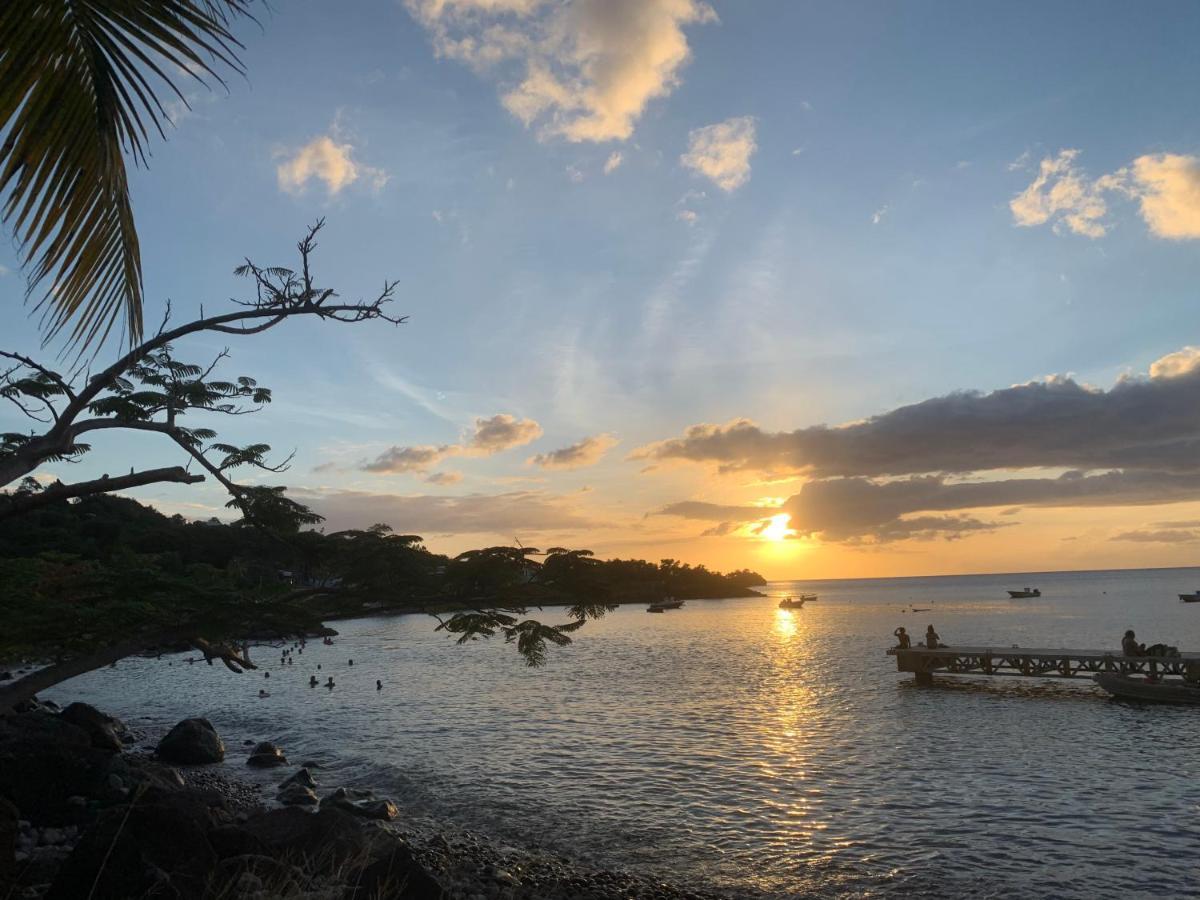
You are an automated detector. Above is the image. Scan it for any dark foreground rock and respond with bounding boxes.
[2,702,752,900]
[246,740,287,768]
[156,717,225,764]
[59,703,125,752]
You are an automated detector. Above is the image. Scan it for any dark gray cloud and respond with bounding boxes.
[655,470,1200,543]
[529,434,617,470]
[633,349,1200,477]
[292,487,595,535]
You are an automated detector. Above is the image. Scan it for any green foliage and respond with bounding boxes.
[0,492,764,672]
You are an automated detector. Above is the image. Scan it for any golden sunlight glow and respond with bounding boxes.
[759,513,795,542]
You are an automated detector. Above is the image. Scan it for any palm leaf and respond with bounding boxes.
[0,1,256,353]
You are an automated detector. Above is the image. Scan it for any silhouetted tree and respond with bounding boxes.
[0,221,402,526]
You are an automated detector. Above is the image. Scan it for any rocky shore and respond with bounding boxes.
[0,699,745,899]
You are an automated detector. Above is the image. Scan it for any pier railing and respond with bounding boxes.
[887,645,1200,684]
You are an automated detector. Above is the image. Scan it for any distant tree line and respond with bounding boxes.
[0,490,763,711]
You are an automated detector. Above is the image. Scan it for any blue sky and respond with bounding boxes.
[4,0,1200,578]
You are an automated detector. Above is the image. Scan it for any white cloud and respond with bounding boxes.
[676,209,698,225]
[603,151,624,174]
[871,204,889,225]
[566,164,584,183]
[406,0,716,143]
[1009,149,1116,238]
[276,135,388,195]
[1148,346,1200,380]
[1010,149,1200,241]
[680,116,757,192]
[1128,153,1200,240]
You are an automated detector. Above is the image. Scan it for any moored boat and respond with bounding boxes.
[1179,591,1200,603]
[778,597,805,609]
[1093,672,1200,704]
[647,597,684,612]
[1007,588,1041,598]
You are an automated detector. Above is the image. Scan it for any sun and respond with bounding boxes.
[759,513,795,542]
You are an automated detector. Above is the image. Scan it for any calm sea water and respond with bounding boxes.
[50,567,1200,899]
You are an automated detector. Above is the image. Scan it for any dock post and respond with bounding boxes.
[914,671,933,685]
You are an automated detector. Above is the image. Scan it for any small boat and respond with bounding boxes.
[1179,591,1200,603]
[778,597,805,609]
[1007,588,1041,598]
[909,607,931,612]
[1093,672,1200,704]
[798,593,818,601]
[647,597,684,612]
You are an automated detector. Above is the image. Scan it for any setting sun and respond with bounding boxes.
[759,514,795,542]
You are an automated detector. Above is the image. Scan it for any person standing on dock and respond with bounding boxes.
[893,627,911,649]
[925,625,941,649]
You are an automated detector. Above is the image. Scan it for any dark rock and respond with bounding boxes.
[0,796,18,887]
[0,672,10,681]
[239,807,369,874]
[156,718,225,765]
[0,713,112,825]
[347,845,444,899]
[214,854,304,894]
[321,787,399,821]
[277,784,319,807]
[59,703,123,752]
[246,741,287,768]
[46,790,218,900]
[280,767,318,790]
[208,824,269,860]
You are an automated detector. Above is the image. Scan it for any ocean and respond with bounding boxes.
[49,567,1200,898]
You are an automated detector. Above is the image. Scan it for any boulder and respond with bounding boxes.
[346,845,444,899]
[280,767,317,790]
[156,718,224,765]
[239,807,369,874]
[59,703,124,752]
[320,787,399,822]
[0,713,112,825]
[246,741,287,768]
[208,824,269,860]
[276,784,319,807]
[46,790,219,900]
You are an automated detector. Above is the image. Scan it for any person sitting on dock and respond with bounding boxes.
[893,627,911,649]
[925,625,941,649]
[1122,630,1145,656]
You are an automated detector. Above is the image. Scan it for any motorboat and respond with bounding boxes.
[1007,588,1041,598]
[778,597,805,609]
[1093,672,1200,704]
[647,597,684,612]
[1179,591,1200,603]
[798,593,818,601]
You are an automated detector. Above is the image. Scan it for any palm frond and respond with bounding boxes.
[0,1,257,353]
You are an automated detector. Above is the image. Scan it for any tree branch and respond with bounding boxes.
[0,467,205,522]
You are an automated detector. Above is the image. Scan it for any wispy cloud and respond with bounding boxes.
[529,433,617,469]
[680,116,757,191]
[405,0,716,142]
[603,151,624,174]
[362,413,543,476]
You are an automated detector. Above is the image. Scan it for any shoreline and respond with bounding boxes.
[1,698,761,899]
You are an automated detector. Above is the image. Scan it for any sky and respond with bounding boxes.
[4,0,1200,580]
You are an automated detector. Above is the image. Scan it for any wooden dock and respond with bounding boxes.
[888,645,1200,685]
